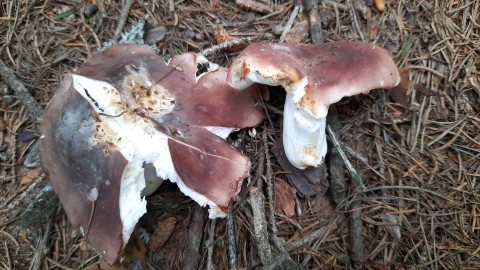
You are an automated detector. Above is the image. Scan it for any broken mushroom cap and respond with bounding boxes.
[227,41,400,169]
[40,44,266,264]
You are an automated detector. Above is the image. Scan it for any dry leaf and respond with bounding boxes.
[274,178,296,217]
[19,167,42,185]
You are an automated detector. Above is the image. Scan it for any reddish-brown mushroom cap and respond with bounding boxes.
[228,41,400,118]
[40,44,266,264]
[40,74,128,264]
[227,41,400,168]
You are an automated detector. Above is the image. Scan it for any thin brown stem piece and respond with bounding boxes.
[285,217,338,251]
[279,5,300,42]
[226,212,237,270]
[206,219,217,270]
[248,186,272,265]
[183,204,207,270]
[200,38,251,57]
[113,0,134,41]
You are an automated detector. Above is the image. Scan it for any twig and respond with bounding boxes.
[184,204,207,270]
[248,186,272,265]
[1,0,39,52]
[29,217,53,270]
[262,126,300,269]
[97,0,107,18]
[349,188,364,267]
[4,241,11,268]
[3,174,44,211]
[235,0,273,14]
[347,0,365,41]
[327,125,365,188]
[363,186,453,201]
[285,217,338,251]
[279,5,301,42]
[200,38,251,57]
[263,253,302,270]
[303,0,323,43]
[327,123,365,266]
[263,126,276,234]
[113,0,134,41]
[226,212,237,270]
[206,219,217,270]
[0,59,43,124]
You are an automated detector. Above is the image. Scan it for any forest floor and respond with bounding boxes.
[0,0,479,269]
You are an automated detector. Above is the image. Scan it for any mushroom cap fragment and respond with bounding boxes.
[40,44,266,264]
[227,41,400,168]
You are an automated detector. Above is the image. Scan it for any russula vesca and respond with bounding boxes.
[40,44,266,264]
[227,41,400,169]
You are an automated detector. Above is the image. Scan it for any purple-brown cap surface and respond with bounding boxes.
[227,41,400,169]
[40,44,266,264]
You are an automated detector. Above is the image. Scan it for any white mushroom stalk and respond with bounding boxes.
[227,42,401,169]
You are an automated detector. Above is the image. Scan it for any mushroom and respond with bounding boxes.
[227,41,400,169]
[40,44,266,264]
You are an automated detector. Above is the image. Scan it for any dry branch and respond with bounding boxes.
[183,204,206,270]
[201,38,251,57]
[285,217,337,251]
[303,0,323,43]
[206,219,217,270]
[279,5,301,42]
[226,212,237,270]
[327,108,365,265]
[113,0,134,41]
[248,186,272,265]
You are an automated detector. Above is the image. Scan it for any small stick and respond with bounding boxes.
[303,0,323,44]
[113,0,134,41]
[349,189,364,266]
[97,0,107,18]
[285,217,338,251]
[326,124,365,265]
[279,5,301,42]
[200,38,251,57]
[29,218,53,270]
[4,174,44,211]
[226,212,237,270]
[184,204,207,270]
[206,219,217,270]
[248,186,272,265]
[0,59,43,124]
[1,0,39,51]
[263,126,276,234]
[348,0,365,42]
[327,125,364,188]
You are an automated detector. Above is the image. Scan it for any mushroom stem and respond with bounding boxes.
[283,92,327,169]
